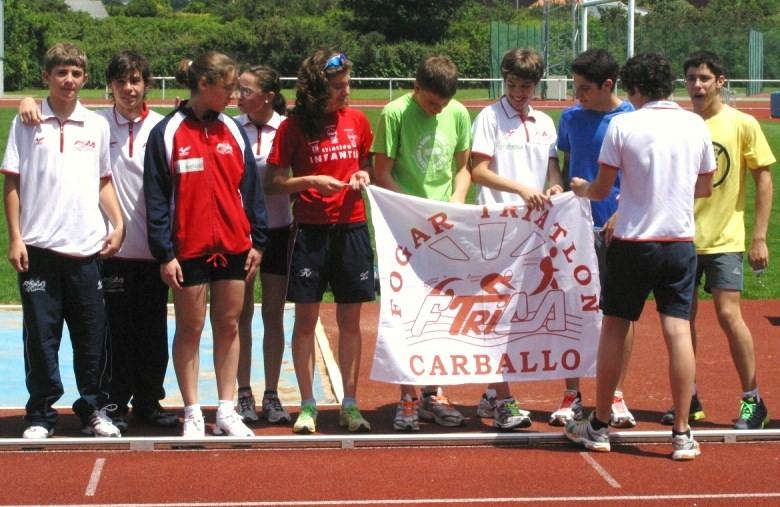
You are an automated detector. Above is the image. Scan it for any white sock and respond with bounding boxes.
[184,404,202,421]
[743,389,760,401]
[217,400,235,418]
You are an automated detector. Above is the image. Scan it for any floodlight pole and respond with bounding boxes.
[579,0,635,59]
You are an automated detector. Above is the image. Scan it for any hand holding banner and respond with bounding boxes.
[367,186,602,385]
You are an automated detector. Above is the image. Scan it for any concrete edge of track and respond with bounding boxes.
[0,429,777,452]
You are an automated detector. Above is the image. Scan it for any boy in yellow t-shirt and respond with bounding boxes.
[667,50,775,430]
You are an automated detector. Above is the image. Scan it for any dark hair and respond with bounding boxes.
[500,48,544,83]
[683,50,726,78]
[244,65,286,115]
[416,55,459,99]
[571,48,619,90]
[293,50,352,139]
[44,42,87,73]
[174,51,237,93]
[106,51,152,100]
[619,52,675,101]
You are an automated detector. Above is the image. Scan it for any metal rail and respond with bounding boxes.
[1,429,778,452]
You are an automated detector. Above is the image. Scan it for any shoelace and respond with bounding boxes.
[343,406,362,419]
[432,395,454,409]
[559,395,576,410]
[501,400,522,417]
[220,411,243,427]
[238,396,255,412]
[94,403,119,424]
[612,397,629,414]
[739,399,756,419]
[300,405,317,419]
[265,396,283,412]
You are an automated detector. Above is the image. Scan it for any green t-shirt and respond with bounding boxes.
[371,93,471,201]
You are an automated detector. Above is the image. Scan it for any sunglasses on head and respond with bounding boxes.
[324,53,348,71]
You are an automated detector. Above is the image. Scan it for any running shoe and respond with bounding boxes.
[393,394,420,431]
[564,412,610,452]
[23,425,54,439]
[418,388,465,427]
[111,414,129,433]
[476,393,496,419]
[81,405,122,437]
[181,415,205,438]
[262,394,292,424]
[237,393,259,422]
[671,431,701,461]
[293,405,318,434]
[133,403,180,428]
[660,395,705,425]
[549,389,583,426]
[493,397,532,430]
[609,391,636,428]
[339,405,371,433]
[214,410,254,436]
[734,396,769,430]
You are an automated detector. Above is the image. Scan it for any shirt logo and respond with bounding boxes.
[34,136,45,145]
[74,140,97,151]
[216,142,233,155]
[22,279,46,293]
[175,158,205,173]
[102,276,125,293]
[297,267,315,278]
[414,133,452,175]
[178,146,192,157]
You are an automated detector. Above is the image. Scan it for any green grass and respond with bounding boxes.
[0,105,778,303]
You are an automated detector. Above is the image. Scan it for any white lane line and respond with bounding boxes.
[5,493,780,506]
[84,457,106,497]
[580,452,621,488]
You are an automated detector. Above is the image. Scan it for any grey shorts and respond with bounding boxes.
[695,252,744,293]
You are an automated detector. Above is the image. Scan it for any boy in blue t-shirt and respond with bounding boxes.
[550,48,636,429]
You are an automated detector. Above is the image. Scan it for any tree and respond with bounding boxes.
[342,0,470,43]
[125,0,169,17]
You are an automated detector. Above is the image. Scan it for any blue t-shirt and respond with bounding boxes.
[557,100,634,228]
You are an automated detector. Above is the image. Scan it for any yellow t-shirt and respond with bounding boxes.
[694,105,775,253]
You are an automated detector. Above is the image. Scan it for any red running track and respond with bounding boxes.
[0,300,779,506]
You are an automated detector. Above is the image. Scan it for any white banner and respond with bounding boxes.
[367,186,602,385]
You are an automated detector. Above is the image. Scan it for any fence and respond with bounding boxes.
[145,76,780,102]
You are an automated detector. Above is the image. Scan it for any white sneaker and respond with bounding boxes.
[214,410,254,437]
[549,389,583,426]
[181,415,206,438]
[82,405,121,437]
[23,425,54,439]
[610,391,637,428]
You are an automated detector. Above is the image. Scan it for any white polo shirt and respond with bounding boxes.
[1,100,112,257]
[97,106,163,260]
[471,98,558,205]
[237,112,292,230]
[598,101,716,241]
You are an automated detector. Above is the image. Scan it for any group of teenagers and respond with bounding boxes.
[3,41,774,462]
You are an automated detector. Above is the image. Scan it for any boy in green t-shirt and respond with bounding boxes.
[372,55,471,431]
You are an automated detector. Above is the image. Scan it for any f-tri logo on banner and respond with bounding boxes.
[367,186,602,385]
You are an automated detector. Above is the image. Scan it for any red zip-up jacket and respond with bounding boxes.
[144,102,268,263]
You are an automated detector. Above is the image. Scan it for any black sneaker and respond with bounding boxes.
[133,404,180,428]
[660,395,705,425]
[734,396,769,430]
[112,414,129,433]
